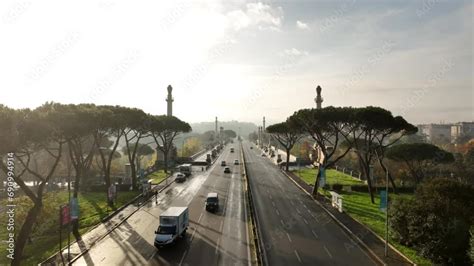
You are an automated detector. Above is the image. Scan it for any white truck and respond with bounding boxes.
[154,207,189,248]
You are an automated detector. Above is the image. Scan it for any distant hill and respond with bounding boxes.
[190,120,258,137]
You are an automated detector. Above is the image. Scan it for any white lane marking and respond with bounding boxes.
[219,220,224,231]
[198,213,203,223]
[269,194,273,200]
[179,249,188,266]
[312,229,318,239]
[303,204,308,209]
[190,227,197,242]
[271,201,276,207]
[324,245,333,259]
[296,208,301,214]
[286,232,292,243]
[303,218,309,225]
[275,209,280,216]
[294,250,302,263]
[290,200,295,206]
[215,237,221,254]
[148,250,157,261]
[280,219,284,226]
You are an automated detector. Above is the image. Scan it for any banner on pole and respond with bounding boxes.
[70,197,79,220]
[60,205,71,226]
[319,167,326,188]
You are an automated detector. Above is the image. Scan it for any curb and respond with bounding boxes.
[241,143,265,266]
[280,169,416,266]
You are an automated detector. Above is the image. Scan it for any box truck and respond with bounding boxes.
[154,207,189,248]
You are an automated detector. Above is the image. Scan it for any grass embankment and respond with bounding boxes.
[294,168,363,186]
[0,190,139,265]
[292,168,431,265]
[148,170,169,184]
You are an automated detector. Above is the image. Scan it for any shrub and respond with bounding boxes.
[332,184,343,191]
[389,178,474,265]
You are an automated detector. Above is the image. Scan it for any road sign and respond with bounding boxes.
[319,167,326,188]
[70,197,79,220]
[60,205,71,226]
[380,190,387,212]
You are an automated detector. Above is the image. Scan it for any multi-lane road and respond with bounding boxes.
[242,141,376,266]
[72,141,377,266]
[74,144,250,266]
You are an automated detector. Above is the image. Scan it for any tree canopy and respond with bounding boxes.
[387,143,454,183]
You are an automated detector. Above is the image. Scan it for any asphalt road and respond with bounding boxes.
[242,141,377,266]
[73,144,250,266]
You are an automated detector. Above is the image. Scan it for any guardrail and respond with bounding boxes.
[241,143,265,266]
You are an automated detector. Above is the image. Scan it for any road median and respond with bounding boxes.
[241,143,264,266]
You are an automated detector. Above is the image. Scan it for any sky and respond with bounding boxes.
[0,0,472,126]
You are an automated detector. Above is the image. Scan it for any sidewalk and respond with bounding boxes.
[41,176,175,265]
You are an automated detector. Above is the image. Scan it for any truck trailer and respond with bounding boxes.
[154,207,189,248]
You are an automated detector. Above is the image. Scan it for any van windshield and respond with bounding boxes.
[157,226,176,234]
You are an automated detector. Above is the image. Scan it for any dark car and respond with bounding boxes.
[175,173,186,183]
[221,161,226,166]
[205,192,219,212]
[224,167,231,173]
[234,159,239,165]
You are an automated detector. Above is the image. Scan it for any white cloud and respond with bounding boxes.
[280,48,309,57]
[226,2,283,31]
[296,20,309,30]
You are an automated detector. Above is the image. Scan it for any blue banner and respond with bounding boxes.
[319,167,326,188]
[380,190,387,212]
[70,197,79,220]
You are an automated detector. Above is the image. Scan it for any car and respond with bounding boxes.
[175,173,186,183]
[221,161,226,166]
[230,148,235,153]
[234,159,239,165]
[250,146,253,149]
[205,192,219,212]
[224,167,231,173]
[261,153,266,157]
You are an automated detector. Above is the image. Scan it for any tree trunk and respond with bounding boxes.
[163,150,169,174]
[362,163,375,204]
[312,166,322,196]
[285,147,290,172]
[378,157,397,193]
[130,160,137,190]
[12,200,42,266]
[73,167,81,198]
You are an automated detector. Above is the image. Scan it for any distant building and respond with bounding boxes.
[451,122,474,143]
[418,124,452,143]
